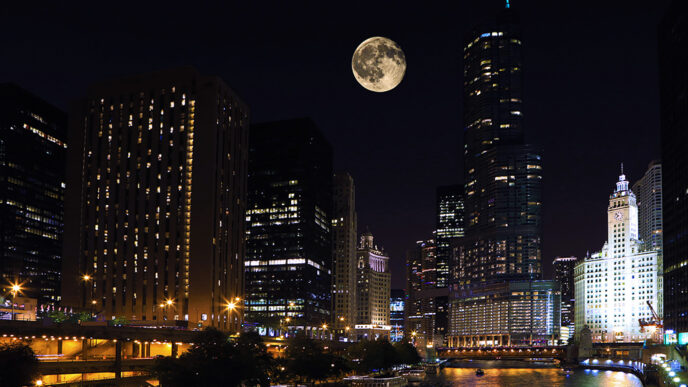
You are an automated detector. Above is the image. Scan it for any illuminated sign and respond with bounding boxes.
[678,333,688,345]
[665,333,677,345]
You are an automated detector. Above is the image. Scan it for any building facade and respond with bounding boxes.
[332,172,357,336]
[449,4,547,346]
[447,280,560,347]
[435,185,464,288]
[632,161,663,252]
[574,171,662,342]
[405,239,449,348]
[660,0,688,334]
[245,118,333,335]
[0,84,67,306]
[62,67,249,331]
[390,289,405,342]
[355,231,391,340]
[553,256,577,339]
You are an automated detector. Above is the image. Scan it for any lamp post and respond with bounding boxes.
[160,299,174,324]
[10,283,21,321]
[226,301,236,332]
[82,275,94,316]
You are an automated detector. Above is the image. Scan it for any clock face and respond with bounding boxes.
[614,212,624,221]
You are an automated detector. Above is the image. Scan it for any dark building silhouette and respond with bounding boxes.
[553,256,577,327]
[449,5,552,346]
[0,84,67,307]
[245,118,333,335]
[62,67,248,331]
[436,185,464,288]
[659,0,688,332]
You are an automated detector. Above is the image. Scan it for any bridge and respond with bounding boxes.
[436,346,567,361]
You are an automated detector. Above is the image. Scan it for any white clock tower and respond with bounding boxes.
[607,167,640,259]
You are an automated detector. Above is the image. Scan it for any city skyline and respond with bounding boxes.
[0,1,669,288]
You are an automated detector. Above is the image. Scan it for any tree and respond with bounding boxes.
[0,342,40,387]
[283,332,348,385]
[347,338,399,375]
[394,340,421,366]
[152,328,274,387]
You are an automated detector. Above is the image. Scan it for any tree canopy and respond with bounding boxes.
[0,342,40,387]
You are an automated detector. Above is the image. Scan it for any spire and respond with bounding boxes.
[621,162,624,175]
[615,162,630,194]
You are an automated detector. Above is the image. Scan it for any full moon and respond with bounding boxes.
[352,37,406,92]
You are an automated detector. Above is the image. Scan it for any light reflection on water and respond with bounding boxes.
[427,366,643,386]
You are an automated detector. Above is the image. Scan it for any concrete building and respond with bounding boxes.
[632,161,663,252]
[574,170,662,342]
[0,84,67,306]
[332,172,357,337]
[355,231,391,340]
[62,67,249,331]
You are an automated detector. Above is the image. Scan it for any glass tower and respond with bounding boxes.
[245,118,333,335]
[659,0,688,333]
[0,84,67,307]
[435,185,464,288]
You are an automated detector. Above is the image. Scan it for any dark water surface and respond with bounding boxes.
[426,363,643,386]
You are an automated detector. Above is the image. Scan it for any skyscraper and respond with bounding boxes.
[553,256,577,341]
[0,84,67,306]
[332,172,357,336]
[245,118,332,335]
[632,161,663,251]
[659,0,688,334]
[436,185,464,288]
[449,4,546,346]
[62,67,249,331]
[574,171,661,342]
[405,239,449,348]
[355,231,391,340]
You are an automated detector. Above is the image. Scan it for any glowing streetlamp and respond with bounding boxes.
[9,283,22,321]
[82,275,94,315]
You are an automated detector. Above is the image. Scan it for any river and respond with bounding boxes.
[424,361,644,386]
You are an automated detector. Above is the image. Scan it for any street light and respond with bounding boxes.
[9,283,22,321]
[226,302,237,331]
[160,299,174,322]
[82,275,94,316]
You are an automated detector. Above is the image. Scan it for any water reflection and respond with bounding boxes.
[427,366,643,386]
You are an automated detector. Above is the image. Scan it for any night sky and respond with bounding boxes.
[1,1,669,288]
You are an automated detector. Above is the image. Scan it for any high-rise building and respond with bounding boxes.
[245,118,332,335]
[659,0,688,334]
[553,256,577,342]
[405,239,449,348]
[574,171,661,342]
[332,172,357,336]
[449,3,546,346]
[632,161,663,251]
[390,289,405,342]
[62,67,249,331]
[436,185,464,288]
[0,84,67,307]
[354,231,391,340]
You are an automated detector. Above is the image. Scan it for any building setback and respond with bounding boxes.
[355,231,391,340]
[0,84,67,307]
[245,118,332,334]
[62,67,249,331]
[332,172,357,336]
[574,171,661,343]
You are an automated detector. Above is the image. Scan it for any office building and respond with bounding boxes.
[245,118,332,335]
[449,4,547,346]
[332,172,357,336]
[355,231,391,340]
[435,185,464,288]
[553,256,577,343]
[0,84,67,306]
[406,239,449,348]
[390,289,405,342]
[574,170,661,342]
[632,161,663,251]
[62,67,249,331]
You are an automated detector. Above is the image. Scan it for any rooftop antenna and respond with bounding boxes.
[621,162,624,175]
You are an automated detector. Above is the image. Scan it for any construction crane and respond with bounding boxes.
[639,301,663,341]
